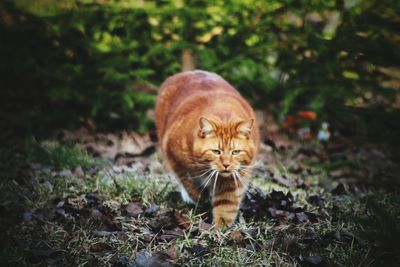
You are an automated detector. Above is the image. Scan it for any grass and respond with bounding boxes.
[28,141,101,170]
[0,141,399,266]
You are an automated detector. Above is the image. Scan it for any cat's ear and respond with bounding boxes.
[199,117,214,137]
[236,119,254,138]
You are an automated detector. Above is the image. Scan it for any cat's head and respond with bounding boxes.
[194,117,257,178]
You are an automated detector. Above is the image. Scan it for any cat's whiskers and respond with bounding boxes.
[193,169,211,176]
[200,170,217,189]
[192,165,213,175]
[191,168,214,179]
[212,171,219,197]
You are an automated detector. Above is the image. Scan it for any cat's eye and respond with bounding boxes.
[232,150,241,155]
[212,149,221,155]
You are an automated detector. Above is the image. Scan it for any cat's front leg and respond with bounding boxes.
[212,178,246,228]
[177,176,209,204]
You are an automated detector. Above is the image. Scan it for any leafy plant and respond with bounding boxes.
[1,0,399,134]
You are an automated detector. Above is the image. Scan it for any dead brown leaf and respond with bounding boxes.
[125,200,144,218]
[198,220,212,231]
[163,244,178,261]
[172,209,191,230]
[60,127,155,160]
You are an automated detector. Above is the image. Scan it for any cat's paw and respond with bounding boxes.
[213,216,233,229]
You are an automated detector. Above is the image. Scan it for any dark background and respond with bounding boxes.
[1,0,399,148]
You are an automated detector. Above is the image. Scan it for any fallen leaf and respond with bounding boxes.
[198,220,212,231]
[158,229,184,241]
[241,188,318,223]
[298,111,317,120]
[269,190,294,208]
[61,127,155,160]
[148,209,176,231]
[126,201,144,218]
[284,115,302,133]
[172,209,191,230]
[164,244,178,261]
[259,111,293,148]
[89,208,103,220]
[100,212,121,231]
[300,255,324,266]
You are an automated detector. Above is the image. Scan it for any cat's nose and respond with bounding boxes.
[222,163,230,169]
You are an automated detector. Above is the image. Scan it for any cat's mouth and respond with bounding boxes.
[219,170,232,177]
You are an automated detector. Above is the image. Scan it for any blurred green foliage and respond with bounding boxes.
[1,0,399,134]
[29,142,99,170]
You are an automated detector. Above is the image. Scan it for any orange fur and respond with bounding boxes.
[155,70,259,228]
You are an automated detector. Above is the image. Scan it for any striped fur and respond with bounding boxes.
[155,70,259,228]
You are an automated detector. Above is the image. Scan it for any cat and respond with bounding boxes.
[155,70,259,228]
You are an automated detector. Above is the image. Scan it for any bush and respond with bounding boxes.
[1,0,399,135]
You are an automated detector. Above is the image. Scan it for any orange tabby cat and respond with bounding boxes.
[155,70,259,228]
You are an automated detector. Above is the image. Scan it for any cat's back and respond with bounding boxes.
[155,70,241,140]
[157,70,238,104]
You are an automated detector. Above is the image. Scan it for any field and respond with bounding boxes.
[1,123,399,267]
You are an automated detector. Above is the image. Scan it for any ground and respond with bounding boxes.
[0,123,399,267]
